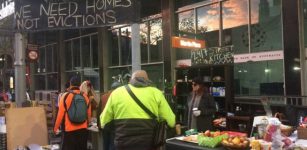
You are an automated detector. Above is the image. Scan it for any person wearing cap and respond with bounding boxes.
[100,70,175,150]
[184,77,216,132]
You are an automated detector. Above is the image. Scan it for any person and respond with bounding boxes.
[97,81,122,150]
[184,77,216,132]
[53,76,91,150]
[80,80,98,116]
[100,70,175,150]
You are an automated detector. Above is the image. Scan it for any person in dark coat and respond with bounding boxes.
[184,77,216,132]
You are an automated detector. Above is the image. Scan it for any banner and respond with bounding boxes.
[191,46,234,65]
[14,0,140,31]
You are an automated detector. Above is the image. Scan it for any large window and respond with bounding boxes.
[34,44,58,90]
[234,60,284,95]
[64,33,100,90]
[222,0,248,54]
[109,16,164,89]
[176,0,283,96]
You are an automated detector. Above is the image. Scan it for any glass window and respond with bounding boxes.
[83,69,100,90]
[73,39,81,69]
[92,35,99,68]
[222,0,249,54]
[53,45,58,72]
[234,60,284,95]
[65,41,72,70]
[197,3,219,47]
[39,47,46,73]
[47,73,58,90]
[121,26,132,65]
[82,36,91,68]
[110,29,120,66]
[46,46,53,72]
[142,64,164,90]
[34,75,45,90]
[149,19,163,62]
[178,10,195,34]
[251,0,282,52]
[140,22,149,63]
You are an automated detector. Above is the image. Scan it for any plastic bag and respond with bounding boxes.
[197,134,228,148]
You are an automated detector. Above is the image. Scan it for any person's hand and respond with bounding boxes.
[54,129,61,135]
[193,110,201,117]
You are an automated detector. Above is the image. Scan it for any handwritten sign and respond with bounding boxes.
[191,46,234,65]
[14,0,140,31]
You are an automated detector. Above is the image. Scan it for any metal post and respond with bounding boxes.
[14,33,26,107]
[131,23,141,72]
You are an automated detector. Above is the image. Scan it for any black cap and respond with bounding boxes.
[70,76,81,86]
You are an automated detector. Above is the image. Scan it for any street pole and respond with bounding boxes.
[14,32,26,107]
[131,23,141,72]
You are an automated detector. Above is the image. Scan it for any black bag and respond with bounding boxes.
[125,85,166,148]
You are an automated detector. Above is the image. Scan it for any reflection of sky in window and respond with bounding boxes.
[197,4,219,31]
[222,0,248,29]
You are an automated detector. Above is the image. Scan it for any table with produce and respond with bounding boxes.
[166,117,307,150]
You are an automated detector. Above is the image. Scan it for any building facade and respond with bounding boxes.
[17,0,306,105]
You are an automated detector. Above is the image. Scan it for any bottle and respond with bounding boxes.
[184,75,187,82]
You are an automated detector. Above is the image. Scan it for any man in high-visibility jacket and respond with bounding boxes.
[100,70,175,150]
[54,76,91,150]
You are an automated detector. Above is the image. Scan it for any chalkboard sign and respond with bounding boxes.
[191,46,234,65]
[14,0,140,31]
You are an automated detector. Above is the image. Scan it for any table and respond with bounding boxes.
[165,139,226,150]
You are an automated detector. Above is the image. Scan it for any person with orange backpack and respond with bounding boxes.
[54,76,91,150]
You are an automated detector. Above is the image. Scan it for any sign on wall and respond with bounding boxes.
[191,46,234,65]
[234,50,283,63]
[172,36,205,49]
[14,0,140,31]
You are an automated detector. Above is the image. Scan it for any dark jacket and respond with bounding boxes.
[185,93,216,132]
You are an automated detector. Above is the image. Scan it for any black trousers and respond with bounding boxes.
[61,128,88,150]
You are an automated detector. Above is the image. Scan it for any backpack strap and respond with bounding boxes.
[63,92,72,112]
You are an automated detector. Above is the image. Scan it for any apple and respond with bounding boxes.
[204,130,211,137]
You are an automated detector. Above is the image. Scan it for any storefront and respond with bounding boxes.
[24,0,305,116]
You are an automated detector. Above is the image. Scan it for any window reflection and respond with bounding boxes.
[251,0,282,52]
[149,19,163,62]
[92,35,98,68]
[197,4,219,47]
[234,60,284,95]
[82,37,91,68]
[222,0,248,54]
[140,22,148,63]
[178,10,195,34]
[65,41,72,70]
[110,29,120,66]
[121,26,132,65]
[73,39,81,69]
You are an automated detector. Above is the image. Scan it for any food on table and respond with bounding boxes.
[250,140,261,150]
[221,136,249,149]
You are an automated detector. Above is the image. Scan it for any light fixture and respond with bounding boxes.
[243,70,247,73]
[238,70,242,73]
[293,66,301,71]
[264,69,271,73]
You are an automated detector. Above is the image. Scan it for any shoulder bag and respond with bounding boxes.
[125,85,166,148]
